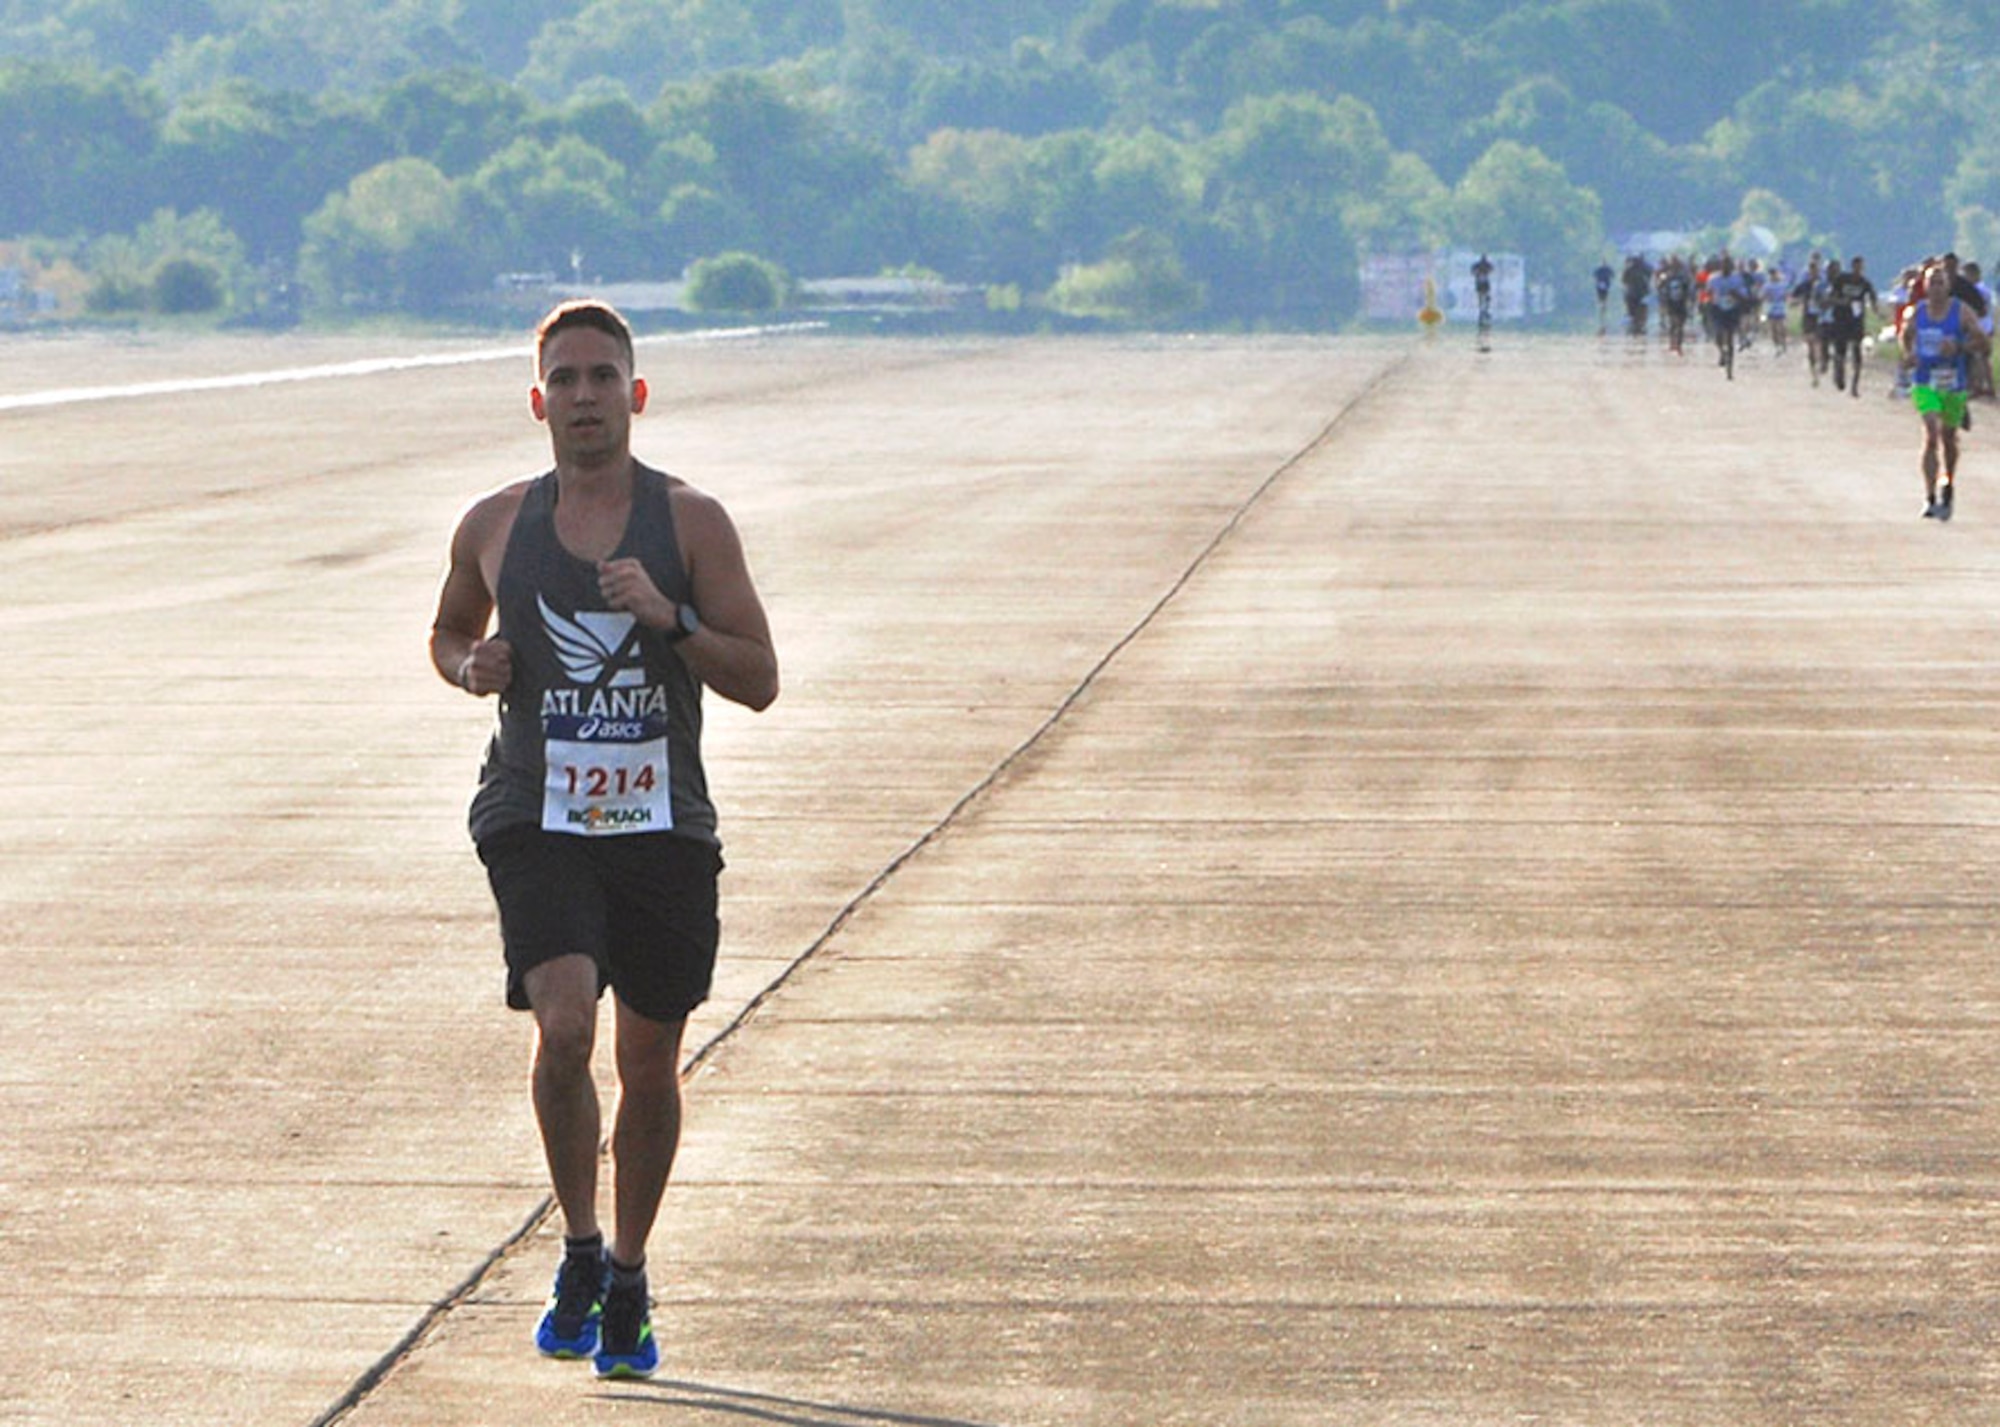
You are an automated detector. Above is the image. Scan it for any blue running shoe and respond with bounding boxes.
[594,1270,659,1379]
[535,1249,609,1359]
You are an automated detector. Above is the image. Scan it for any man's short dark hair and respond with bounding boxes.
[536,300,635,376]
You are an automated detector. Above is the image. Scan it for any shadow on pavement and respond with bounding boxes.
[590,1380,1008,1427]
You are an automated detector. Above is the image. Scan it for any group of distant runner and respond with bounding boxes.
[1594,247,1996,520]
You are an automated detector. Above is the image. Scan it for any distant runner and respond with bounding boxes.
[1828,256,1878,397]
[1657,256,1692,356]
[1792,254,1827,387]
[1967,260,1997,398]
[1621,254,1653,337]
[1902,263,1987,519]
[1706,255,1751,380]
[1763,261,1791,354]
[1943,253,1994,398]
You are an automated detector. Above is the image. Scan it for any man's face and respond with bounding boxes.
[532,326,647,466]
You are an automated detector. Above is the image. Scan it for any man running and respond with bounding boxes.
[1828,255,1878,397]
[1593,260,1615,332]
[1945,254,1994,397]
[1967,260,1997,398]
[430,299,781,1379]
[1657,256,1692,356]
[1695,255,1717,348]
[1792,254,1826,386]
[1890,264,1930,399]
[1738,259,1761,352]
[1763,260,1790,353]
[1941,252,1988,323]
[1706,255,1751,380]
[1621,253,1652,337]
[1472,253,1495,333]
[1902,263,1988,519]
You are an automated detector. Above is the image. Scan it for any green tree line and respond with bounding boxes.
[2,0,1996,325]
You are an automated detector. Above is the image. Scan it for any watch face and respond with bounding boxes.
[679,604,699,637]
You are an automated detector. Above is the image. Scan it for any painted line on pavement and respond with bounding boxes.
[0,322,825,413]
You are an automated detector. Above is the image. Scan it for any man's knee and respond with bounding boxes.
[535,1014,597,1086]
[528,959,602,1073]
[617,1009,685,1075]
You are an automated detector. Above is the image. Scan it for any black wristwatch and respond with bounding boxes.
[668,602,701,643]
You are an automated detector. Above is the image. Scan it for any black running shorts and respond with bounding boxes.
[476,824,723,1022]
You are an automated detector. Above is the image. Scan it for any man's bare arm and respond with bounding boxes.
[429,494,517,696]
[669,488,779,712]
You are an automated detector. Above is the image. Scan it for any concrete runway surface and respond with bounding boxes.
[4,327,1999,1426]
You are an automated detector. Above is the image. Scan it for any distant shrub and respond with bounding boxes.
[1047,233,1203,324]
[685,251,788,313]
[151,256,227,314]
[84,272,148,313]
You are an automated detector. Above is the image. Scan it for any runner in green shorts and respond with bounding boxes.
[1914,381,1969,431]
[1901,263,1989,520]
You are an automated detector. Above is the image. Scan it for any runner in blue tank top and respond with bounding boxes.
[429,299,779,1379]
[1901,264,1990,520]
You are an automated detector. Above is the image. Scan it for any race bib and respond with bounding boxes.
[1932,367,1961,392]
[543,734,671,836]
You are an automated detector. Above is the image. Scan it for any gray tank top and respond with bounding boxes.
[468,463,716,847]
